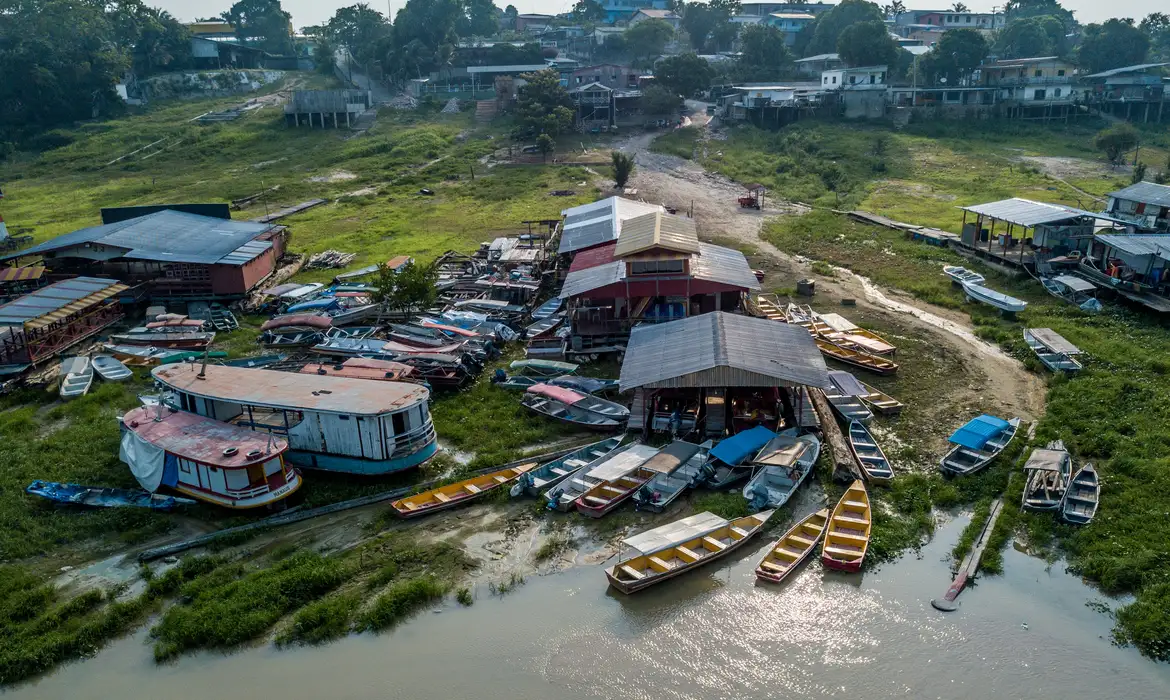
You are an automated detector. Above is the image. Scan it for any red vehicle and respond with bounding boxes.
[738,184,766,209]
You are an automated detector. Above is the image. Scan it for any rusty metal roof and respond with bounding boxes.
[613,212,700,258]
[153,363,429,415]
[123,405,288,468]
[0,266,45,283]
[0,277,128,330]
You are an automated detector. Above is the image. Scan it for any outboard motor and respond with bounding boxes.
[491,368,507,384]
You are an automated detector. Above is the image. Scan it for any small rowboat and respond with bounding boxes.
[110,331,215,349]
[575,465,657,518]
[1060,463,1099,525]
[391,463,536,518]
[510,437,624,497]
[817,312,897,356]
[755,508,830,583]
[822,386,873,424]
[606,510,775,594]
[943,265,985,286]
[753,295,786,322]
[940,415,1020,476]
[742,432,821,510]
[785,303,834,336]
[821,480,871,572]
[59,356,93,399]
[857,381,903,416]
[510,359,579,377]
[521,383,628,431]
[91,354,133,382]
[633,441,711,513]
[545,443,660,511]
[847,420,894,485]
[962,281,1028,314]
[1021,441,1071,512]
[815,337,899,375]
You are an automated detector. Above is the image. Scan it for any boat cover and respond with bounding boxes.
[622,512,728,554]
[948,415,1011,450]
[262,314,334,331]
[710,426,778,467]
[527,383,587,406]
[1029,328,1081,355]
[1024,448,1068,472]
[828,370,867,397]
[286,298,340,313]
[639,441,703,474]
[586,444,661,481]
[754,435,811,467]
[119,428,176,492]
[818,313,859,333]
[1053,275,1096,293]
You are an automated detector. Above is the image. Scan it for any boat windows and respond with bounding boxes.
[392,411,406,435]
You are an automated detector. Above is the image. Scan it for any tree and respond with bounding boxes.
[679,2,715,53]
[951,2,969,12]
[1140,13,1170,61]
[1079,19,1149,74]
[1094,124,1139,167]
[612,151,635,188]
[807,0,885,56]
[572,0,605,24]
[372,261,438,316]
[1005,0,1074,30]
[222,0,294,54]
[642,84,682,115]
[624,18,675,66]
[737,25,791,81]
[996,15,1067,58]
[326,4,391,74]
[655,53,715,97]
[133,8,193,76]
[837,20,898,68]
[515,69,575,137]
[882,2,906,18]
[384,0,462,80]
[457,0,499,38]
[920,28,988,85]
[678,0,738,53]
[1133,162,1148,184]
[536,133,555,162]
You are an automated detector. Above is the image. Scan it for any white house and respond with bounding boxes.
[822,66,888,90]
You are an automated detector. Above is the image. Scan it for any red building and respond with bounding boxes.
[560,211,760,357]
[0,209,288,301]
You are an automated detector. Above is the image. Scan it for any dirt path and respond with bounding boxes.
[606,106,1045,425]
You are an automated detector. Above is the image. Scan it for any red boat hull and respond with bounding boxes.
[820,554,863,573]
[574,492,632,518]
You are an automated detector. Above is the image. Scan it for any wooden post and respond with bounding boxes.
[809,389,862,483]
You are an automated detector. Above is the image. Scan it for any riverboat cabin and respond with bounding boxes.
[151,363,437,475]
[619,311,830,437]
[120,405,300,509]
[0,276,128,369]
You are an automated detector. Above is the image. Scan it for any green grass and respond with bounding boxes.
[650,126,700,160]
[951,499,992,563]
[533,533,572,562]
[690,491,755,520]
[276,593,361,647]
[360,577,447,631]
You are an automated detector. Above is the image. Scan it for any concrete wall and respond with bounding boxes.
[843,91,886,119]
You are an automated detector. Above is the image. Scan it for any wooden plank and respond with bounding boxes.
[252,198,328,223]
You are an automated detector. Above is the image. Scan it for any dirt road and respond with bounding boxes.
[606,106,1045,431]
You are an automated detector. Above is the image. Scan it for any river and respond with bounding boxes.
[8,515,1169,700]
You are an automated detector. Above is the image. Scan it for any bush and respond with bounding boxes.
[612,151,635,188]
[360,577,446,631]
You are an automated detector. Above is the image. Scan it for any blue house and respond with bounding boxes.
[602,0,670,24]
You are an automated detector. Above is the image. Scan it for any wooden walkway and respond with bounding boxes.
[252,198,328,224]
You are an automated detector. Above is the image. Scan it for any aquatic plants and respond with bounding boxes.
[361,577,447,631]
[276,593,361,646]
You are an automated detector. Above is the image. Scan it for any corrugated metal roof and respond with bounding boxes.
[0,277,127,329]
[1095,234,1170,259]
[559,197,664,254]
[0,266,45,283]
[1109,181,1170,208]
[795,53,839,62]
[153,363,429,416]
[1052,275,1096,293]
[613,212,700,257]
[1084,62,1170,79]
[619,312,829,391]
[2,210,274,266]
[560,241,760,299]
[960,198,1093,227]
[217,240,273,266]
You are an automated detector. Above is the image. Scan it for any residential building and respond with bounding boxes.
[983,57,1078,118]
[0,208,289,301]
[186,21,237,40]
[569,64,640,90]
[822,66,888,90]
[767,12,816,46]
[737,2,835,17]
[630,8,681,29]
[190,36,267,69]
[601,0,670,24]
[515,14,555,32]
[284,89,374,128]
[795,53,842,77]
[1081,63,1169,123]
[1106,182,1170,232]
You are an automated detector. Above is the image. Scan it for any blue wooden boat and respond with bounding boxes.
[697,426,778,489]
[531,297,563,321]
[510,436,625,497]
[26,480,196,510]
[221,354,288,369]
[848,420,894,485]
[940,414,1021,476]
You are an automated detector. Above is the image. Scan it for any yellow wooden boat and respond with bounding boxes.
[815,337,899,375]
[817,312,897,356]
[391,463,536,518]
[821,480,871,572]
[753,295,787,322]
[755,508,829,584]
[857,381,904,416]
[606,510,775,594]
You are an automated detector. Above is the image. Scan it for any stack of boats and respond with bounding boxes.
[1020,440,1099,524]
[753,297,899,375]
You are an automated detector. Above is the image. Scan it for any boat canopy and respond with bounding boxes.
[1024,448,1068,472]
[753,435,811,467]
[586,444,661,481]
[828,370,867,397]
[1052,275,1096,293]
[639,440,702,474]
[948,415,1011,450]
[527,383,587,406]
[709,426,777,467]
[818,313,859,333]
[1028,328,1082,356]
[286,298,340,313]
[621,511,728,554]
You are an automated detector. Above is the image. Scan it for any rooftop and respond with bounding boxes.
[559,197,665,255]
[1,210,275,266]
[0,277,128,329]
[619,311,829,392]
[960,198,1101,227]
[635,9,679,18]
[795,53,839,63]
[613,212,700,257]
[1094,234,1170,260]
[561,241,761,298]
[123,406,288,468]
[1083,63,1170,79]
[770,12,815,19]
[153,363,429,416]
[1109,181,1170,208]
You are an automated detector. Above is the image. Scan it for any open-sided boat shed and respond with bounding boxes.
[0,276,128,367]
[619,311,830,436]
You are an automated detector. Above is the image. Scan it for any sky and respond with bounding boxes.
[159,1,1165,32]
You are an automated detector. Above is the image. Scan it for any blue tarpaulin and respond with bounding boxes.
[710,426,777,467]
[949,414,1011,450]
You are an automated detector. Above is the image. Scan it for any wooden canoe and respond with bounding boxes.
[847,421,894,486]
[857,381,904,416]
[606,510,775,594]
[816,312,897,356]
[755,509,830,584]
[1060,463,1099,525]
[575,466,656,518]
[785,303,835,336]
[391,463,536,518]
[753,295,787,322]
[821,480,871,573]
[815,337,899,375]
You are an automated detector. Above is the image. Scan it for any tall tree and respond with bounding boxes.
[737,24,791,81]
[951,2,969,12]
[882,1,906,19]
[996,15,1067,58]
[457,0,499,38]
[1078,19,1149,74]
[222,0,294,54]
[836,20,898,67]
[572,0,605,24]
[921,28,988,85]
[654,52,714,97]
[1141,13,1170,61]
[326,4,391,74]
[807,0,885,56]
[624,18,675,66]
[385,0,461,80]
[133,8,193,75]
[515,69,574,137]
[1005,0,1074,30]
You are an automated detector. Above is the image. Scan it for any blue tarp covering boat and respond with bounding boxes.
[286,298,340,313]
[948,415,1012,450]
[710,426,778,467]
[25,480,195,511]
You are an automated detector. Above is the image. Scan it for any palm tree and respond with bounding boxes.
[883,1,907,19]
[952,2,970,12]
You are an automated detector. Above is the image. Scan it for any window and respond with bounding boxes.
[832,76,837,84]
[1033,89,1046,100]
[391,411,406,435]
[1053,88,1062,97]
[1034,70,1043,78]
[575,76,581,84]
[630,259,685,275]
[869,75,875,84]
[823,76,828,84]
[1057,69,1066,77]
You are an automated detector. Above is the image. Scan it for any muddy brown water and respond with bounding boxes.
[10,515,1169,700]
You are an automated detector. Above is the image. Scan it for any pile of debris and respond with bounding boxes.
[387,93,418,110]
[440,98,461,114]
[306,250,358,270]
